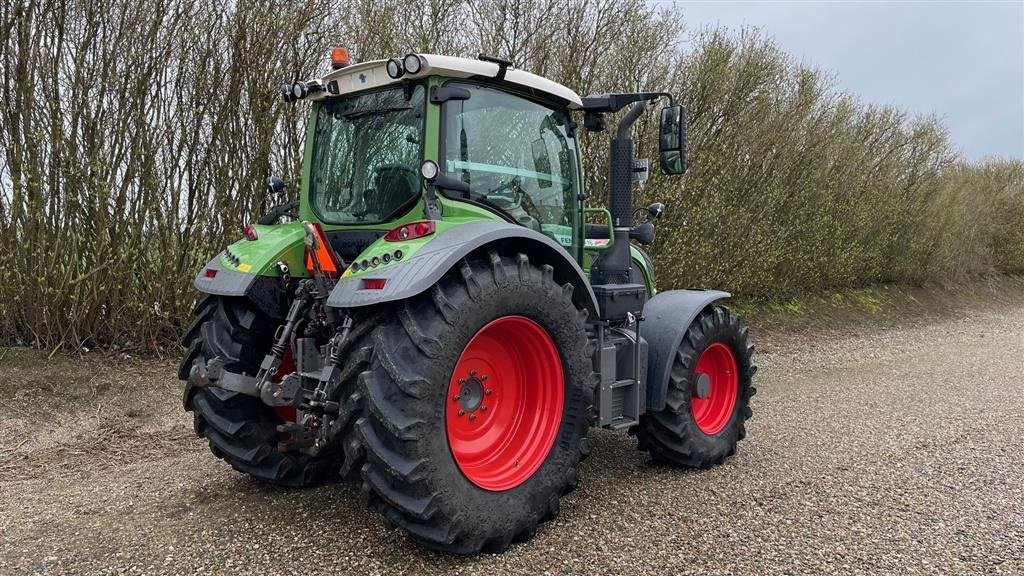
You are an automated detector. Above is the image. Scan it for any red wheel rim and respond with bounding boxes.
[691,342,738,435]
[446,316,564,491]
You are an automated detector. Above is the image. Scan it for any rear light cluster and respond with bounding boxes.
[384,221,435,242]
[348,220,433,284]
[223,247,242,267]
[243,224,259,241]
[349,249,404,273]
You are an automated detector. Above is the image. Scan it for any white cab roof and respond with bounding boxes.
[310,53,583,109]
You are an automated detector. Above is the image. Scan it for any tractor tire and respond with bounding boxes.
[353,251,594,554]
[179,296,341,487]
[631,305,756,468]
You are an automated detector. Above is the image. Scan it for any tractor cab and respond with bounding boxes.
[265,51,679,285]
[276,53,589,267]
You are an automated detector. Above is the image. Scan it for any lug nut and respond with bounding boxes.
[470,370,477,377]
[485,389,492,395]
[453,394,460,401]
[469,414,476,421]
[458,410,465,416]
[481,375,488,381]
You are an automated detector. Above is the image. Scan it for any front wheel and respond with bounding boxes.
[631,305,756,467]
[355,251,594,554]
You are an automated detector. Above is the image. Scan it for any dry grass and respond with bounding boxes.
[1,0,1022,351]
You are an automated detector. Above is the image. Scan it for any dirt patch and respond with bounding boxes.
[0,349,194,482]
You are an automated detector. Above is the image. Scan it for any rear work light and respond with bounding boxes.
[386,57,404,79]
[384,221,436,242]
[403,53,423,75]
[361,278,387,290]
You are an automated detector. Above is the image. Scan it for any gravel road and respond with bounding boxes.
[1,299,1022,575]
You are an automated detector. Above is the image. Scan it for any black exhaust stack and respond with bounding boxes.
[590,101,647,286]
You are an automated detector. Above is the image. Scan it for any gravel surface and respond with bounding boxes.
[1,300,1022,575]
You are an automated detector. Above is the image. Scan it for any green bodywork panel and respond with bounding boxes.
[340,214,500,281]
[211,73,656,297]
[628,245,656,295]
[219,223,305,276]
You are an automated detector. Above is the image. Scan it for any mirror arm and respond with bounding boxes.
[422,184,442,220]
[432,173,470,195]
[420,171,471,221]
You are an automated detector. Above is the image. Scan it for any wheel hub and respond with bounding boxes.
[694,373,711,399]
[455,376,486,413]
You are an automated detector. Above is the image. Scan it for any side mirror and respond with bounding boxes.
[267,175,287,195]
[658,106,687,175]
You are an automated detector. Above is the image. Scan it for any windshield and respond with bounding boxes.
[440,83,580,249]
[310,85,425,224]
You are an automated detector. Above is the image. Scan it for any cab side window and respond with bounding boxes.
[441,83,580,249]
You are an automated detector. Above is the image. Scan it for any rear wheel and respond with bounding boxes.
[179,296,342,487]
[354,251,594,554]
[631,306,756,467]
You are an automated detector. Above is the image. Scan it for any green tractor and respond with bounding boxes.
[180,49,756,554]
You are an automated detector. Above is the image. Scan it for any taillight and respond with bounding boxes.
[361,278,387,290]
[243,224,259,241]
[204,268,218,278]
[384,221,436,242]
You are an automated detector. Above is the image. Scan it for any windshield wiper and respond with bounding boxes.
[342,106,412,120]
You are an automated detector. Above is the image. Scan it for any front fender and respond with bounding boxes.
[643,289,731,412]
[326,221,599,318]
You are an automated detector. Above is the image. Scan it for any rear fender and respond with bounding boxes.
[190,223,311,319]
[326,220,599,318]
[192,256,287,319]
[643,289,731,412]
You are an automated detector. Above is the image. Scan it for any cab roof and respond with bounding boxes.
[309,53,584,109]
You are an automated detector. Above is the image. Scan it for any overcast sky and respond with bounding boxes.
[677,1,1024,161]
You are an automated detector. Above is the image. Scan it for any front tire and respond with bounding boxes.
[355,252,594,554]
[631,305,756,467]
